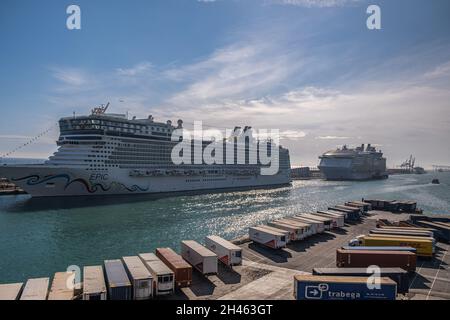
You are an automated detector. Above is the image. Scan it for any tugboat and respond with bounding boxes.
[432,179,440,184]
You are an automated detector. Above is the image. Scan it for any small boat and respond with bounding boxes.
[432,179,440,184]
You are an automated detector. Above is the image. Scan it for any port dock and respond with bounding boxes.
[0,202,448,300]
[172,210,449,300]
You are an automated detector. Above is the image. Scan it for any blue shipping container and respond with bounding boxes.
[312,268,409,294]
[104,259,132,300]
[294,275,397,300]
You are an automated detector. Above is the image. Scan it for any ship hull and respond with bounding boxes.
[318,166,388,181]
[0,165,291,197]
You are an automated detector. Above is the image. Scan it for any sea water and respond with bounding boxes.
[0,172,448,283]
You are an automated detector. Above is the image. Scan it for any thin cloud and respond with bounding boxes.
[116,62,153,76]
[164,42,304,106]
[50,67,89,87]
[424,61,450,79]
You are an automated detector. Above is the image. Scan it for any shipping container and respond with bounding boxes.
[367,233,436,249]
[122,256,153,299]
[335,204,363,214]
[341,245,417,254]
[48,272,75,300]
[370,228,434,239]
[357,235,434,257]
[345,201,372,211]
[319,210,346,218]
[204,236,242,267]
[380,226,435,233]
[327,209,350,219]
[139,253,174,295]
[289,216,324,233]
[155,248,193,287]
[316,211,345,228]
[249,226,287,249]
[20,277,49,300]
[336,249,417,272]
[181,240,218,275]
[299,214,333,230]
[294,275,397,300]
[258,225,292,243]
[328,207,360,221]
[268,221,306,241]
[413,220,450,243]
[0,283,23,300]
[275,218,314,237]
[104,259,132,300]
[312,267,409,294]
[83,266,107,300]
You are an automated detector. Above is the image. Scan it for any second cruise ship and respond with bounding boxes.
[0,106,291,197]
[318,144,388,181]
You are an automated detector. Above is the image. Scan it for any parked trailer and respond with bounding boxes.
[366,234,436,250]
[336,249,417,273]
[122,256,153,299]
[313,212,339,228]
[355,235,434,258]
[104,259,132,300]
[329,207,360,221]
[0,283,23,300]
[413,220,450,243]
[345,201,372,211]
[294,275,397,300]
[20,277,49,300]
[312,268,409,294]
[83,266,107,300]
[299,214,333,230]
[276,218,314,237]
[341,246,417,254]
[181,240,218,275]
[336,204,363,214]
[370,228,434,238]
[329,206,356,216]
[48,272,75,300]
[139,253,174,295]
[249,226,287,249]
[156,247,193,287]
[316,211,345,228]
[380,226,435,233]
[379,225,435,232]
[327,209,350,219]
[268,221,307,241]
[289,216,324,233]
[275,217,320,238]
[258,225,292,243]
[205,236,242,267]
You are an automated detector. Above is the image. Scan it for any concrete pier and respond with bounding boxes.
[172,210,449,300]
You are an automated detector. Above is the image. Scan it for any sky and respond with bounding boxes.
[0,0,449,167]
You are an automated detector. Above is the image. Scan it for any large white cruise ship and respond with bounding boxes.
[318,144,388,181]
[0,106,291,197]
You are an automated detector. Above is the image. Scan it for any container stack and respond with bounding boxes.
[248,208,353,249]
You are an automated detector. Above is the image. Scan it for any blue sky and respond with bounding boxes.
[0,0,449,167]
